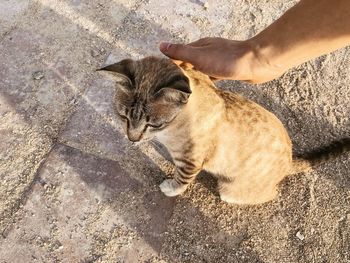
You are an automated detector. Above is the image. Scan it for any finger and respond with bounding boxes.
[209,76,221,81]
[187,37,212,47]
[159,42,196,63]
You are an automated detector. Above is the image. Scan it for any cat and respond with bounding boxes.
[99,56,350,205]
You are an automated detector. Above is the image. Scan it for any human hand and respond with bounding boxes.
[159,37,284,83]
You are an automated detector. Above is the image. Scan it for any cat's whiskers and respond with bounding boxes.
[131,141,143,147]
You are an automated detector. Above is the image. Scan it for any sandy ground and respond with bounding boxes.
[0,0,349,262]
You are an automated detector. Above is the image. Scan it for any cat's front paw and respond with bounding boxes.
[159,179,187,197]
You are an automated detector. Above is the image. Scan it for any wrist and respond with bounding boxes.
[244,36,287,83]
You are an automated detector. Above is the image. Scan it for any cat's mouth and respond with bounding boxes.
[129,140,150,148]
[128,135,154,145]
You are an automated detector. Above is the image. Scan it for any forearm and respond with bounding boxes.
[159,0,350,83]
[251,0,350,73]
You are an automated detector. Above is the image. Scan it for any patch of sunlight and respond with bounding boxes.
[37,0,140,57]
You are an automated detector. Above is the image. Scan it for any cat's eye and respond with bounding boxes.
[146,123,164,129]
[119,115,128,121]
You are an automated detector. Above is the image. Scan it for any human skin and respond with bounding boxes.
[159,0,350,83]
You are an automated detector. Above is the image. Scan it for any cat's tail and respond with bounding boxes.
[291,138,350,174]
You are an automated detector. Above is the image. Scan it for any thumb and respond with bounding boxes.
[159,42,195,62]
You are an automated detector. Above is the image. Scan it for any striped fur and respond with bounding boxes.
[100,57,350,205]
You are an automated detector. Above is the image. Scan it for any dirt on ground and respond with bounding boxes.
[0,0,349,262]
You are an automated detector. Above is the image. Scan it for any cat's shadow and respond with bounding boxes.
[57,72,348,261]
[57,139,263,262]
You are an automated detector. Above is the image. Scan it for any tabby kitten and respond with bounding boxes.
[99,56,350,205]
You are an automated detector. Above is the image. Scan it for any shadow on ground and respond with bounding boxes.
[0,0,349,262]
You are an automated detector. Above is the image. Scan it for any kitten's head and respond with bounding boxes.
[99,56,191,142]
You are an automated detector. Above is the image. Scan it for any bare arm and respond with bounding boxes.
[252,0,350,80]
[160,0,350,83]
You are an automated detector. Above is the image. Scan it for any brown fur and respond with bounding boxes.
[99,56,350,205]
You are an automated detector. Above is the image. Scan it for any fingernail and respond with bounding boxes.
[159,42,171,52]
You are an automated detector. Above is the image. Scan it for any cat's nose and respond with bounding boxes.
[127,132,142,142]
[128,136,140,142]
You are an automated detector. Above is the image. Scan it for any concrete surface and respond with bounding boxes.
[0,0,349,262]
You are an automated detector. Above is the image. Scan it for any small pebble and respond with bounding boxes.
[91,49,100,57]
[203,1,209,10]
[296,231,305,240]
[32,71,44,80]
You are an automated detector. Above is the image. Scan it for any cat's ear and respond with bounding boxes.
[155,88,190,104]
[154,74,191,104]
[97,59,135,87]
